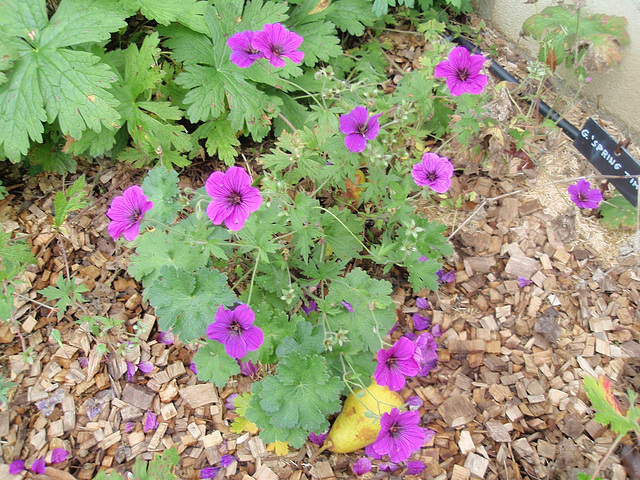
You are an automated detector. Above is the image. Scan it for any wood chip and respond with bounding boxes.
[179,384,218,409]
[438,395,477,428]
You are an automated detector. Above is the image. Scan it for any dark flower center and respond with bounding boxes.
[385,356,397,368]
[456,68,470,81]
[578,193,587,201]
[427,171,438,182]
[230,320,243,334]
[272,44,283,56]
[128,208,142,223]
[388,421,401,438]
[229,191,243,206]
[245,47,260,55]
[356,124,369,135]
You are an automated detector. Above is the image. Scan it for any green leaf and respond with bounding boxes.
[247,351,343,448]
[141,166,182,226]
[39,275,89,320]
[599,195,638,228]
[193,339,241,387]
[0,231,36,282]
[246,302,299,364]
[119,0,208,33]
[583,375,637,435]
[293,20,343,66]
[28,139,76,174]
[322,207,364,260]
[54,174,88,228]
[0,0,127,161]
[146,266,237,342]
[192,117,240,166]
[324,268,395,352]
[276,321,325,358]
[324,0,377,36]
[0,42,18,86]
[131,447,180,480]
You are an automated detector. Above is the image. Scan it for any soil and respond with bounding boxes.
[1,13,640,480]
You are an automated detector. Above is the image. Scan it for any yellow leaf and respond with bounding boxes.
[267,441,289,455]
[230,417,258,434]
[308,0,331,15]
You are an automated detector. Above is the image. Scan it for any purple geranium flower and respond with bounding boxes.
[31,457,46,474]
[225,393,238,410]
[352,457,372,476]
[252,23,304,68]
[9,460,25,474]
[207,305,264,359]
[106,185,154,242]
[517,276,532,288]
[413,313,430,331]
[434,46,487,96]
[406,460,426,475]
[227,30,264,68]
[370,408,427,463]
[339,106,382,153]
[205,166,262,231]
[200,467,221,479]
[50,448,70,464]
[414,332,438,376]
[412,153,454,194]
[567,179,603,209]
[374,337,421,391]
[309,431,328,446]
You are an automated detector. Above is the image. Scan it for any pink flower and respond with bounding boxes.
[205,167,262,231]
[374,337,421,391]
[370,408,427,463]
[567,179,603,209]
[50,448,70,463]
[339,106,382,153]
[227,30,264,68]
[106,185,154,241]
[352,457,372,475]
[207,305,264,359]
[252,23,304,68]
[434,46,487,96]
[412,153,454,194]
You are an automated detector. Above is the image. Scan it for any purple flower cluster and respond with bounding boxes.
[435,46,488,96]
[207,304,264,359]
[568,179,603,209]
[227,23,304,68]
[339,106,382,153]
[412,152,454,194]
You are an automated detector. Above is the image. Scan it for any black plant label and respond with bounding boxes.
[573,118,640,207]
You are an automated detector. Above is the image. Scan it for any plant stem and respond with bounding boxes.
[589,433,623,480]
[246,251,261,306]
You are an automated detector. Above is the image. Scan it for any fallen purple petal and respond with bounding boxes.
[406,395,424,410]
[31,457,46,474]
[9,460,25,474]
[342,301,354,313]
[50,448,70,463]
[225,393,238,410]
[125,422,136,433]
[220,454,236,468]
[352,457,372,475]
[200,466,222,479]
[309,431,328,445]
[136,360,154,374]
[190,361,198,374]
[517,276,532,288]
[406,460,426,475]
[144,410,158,432]
[416,297,430,310]
[240,360,258,377]
[156,330,175,345]
[36,388,64,417]
[126,361,136,382]
[379,461,398,472]
[413,313,430,331]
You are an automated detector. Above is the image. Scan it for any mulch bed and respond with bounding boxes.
[2,15,640,480]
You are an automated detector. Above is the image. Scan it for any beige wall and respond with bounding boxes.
[472,0,640,137]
